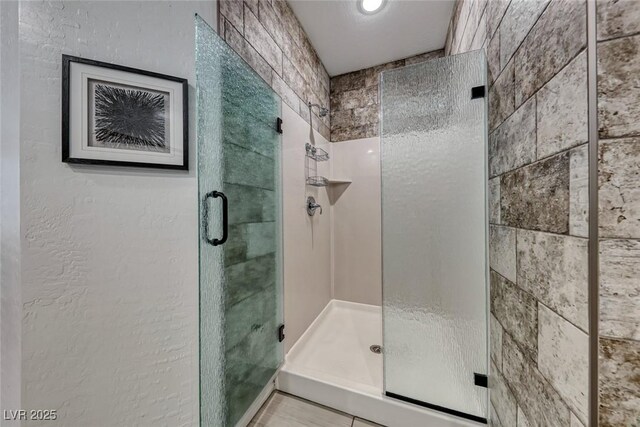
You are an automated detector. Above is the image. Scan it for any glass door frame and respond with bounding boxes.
[196,15,284,427]
[379,49,489,424]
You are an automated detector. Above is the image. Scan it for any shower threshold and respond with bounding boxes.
[277,300,483,427]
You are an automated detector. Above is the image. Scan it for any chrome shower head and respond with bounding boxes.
[308,102,329,117]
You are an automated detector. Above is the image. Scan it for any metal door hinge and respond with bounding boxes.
[278,324,285,342]
[471,86,485,99]
[474,373,488,388]
[276,117,283,134]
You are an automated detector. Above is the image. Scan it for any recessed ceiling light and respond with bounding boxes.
[358,0,386,15]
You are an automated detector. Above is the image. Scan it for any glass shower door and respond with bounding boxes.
[196,16,283,427]
[380,51,488,422]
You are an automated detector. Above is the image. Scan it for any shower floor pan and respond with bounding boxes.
[277,300,482,427]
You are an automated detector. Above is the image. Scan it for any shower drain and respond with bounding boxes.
[370,345,382,354]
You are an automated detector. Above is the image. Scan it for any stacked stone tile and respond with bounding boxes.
[447,0,590,425]
[329,50,444,142]
[447,0,640,425]
[219,0,331,139]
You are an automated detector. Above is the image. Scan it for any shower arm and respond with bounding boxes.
[308,102,328,118]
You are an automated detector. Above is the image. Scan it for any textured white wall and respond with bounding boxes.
[18,2,215,426]
[1,1,22,424]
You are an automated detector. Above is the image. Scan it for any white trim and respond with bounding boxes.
[278,369,482,427]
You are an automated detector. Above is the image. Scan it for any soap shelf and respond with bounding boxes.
[306,176,329,187]
[305,143,329,162]
[304,143,347,189]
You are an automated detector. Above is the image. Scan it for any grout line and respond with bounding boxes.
[500,0,553,72]
[455,0,475,53]
[538,300,589,336]
[489,17,500,87]
[500,324,588,423]
[533,138,589,165]
[490,45,587,135]
[600,237,640,243]
[242,0,246,36]
[488,0,513,41]
[491,268,589,335]
[598,335,640,344]
[485,0,512,81]
[473,21,485,53]
[469,0,490,52]
[493,327,526,424]
[490,139,587,180]
[490,401,504,427]
[599,134,640,142]
[597,29,640,44]
[514,41,586,109]
[493,224,588,242]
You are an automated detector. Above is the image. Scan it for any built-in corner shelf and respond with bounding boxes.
[327,179,351,185]
[306,177,352,187]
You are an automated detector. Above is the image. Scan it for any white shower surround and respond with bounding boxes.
[330,137,383,306]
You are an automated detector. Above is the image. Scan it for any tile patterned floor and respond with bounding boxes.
[250,391,384,427]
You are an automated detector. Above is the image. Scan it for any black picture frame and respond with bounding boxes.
[62,54,189,170]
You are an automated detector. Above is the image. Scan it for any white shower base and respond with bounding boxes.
[277,300,482,427]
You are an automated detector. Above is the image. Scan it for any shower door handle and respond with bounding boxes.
[204,191,228,246]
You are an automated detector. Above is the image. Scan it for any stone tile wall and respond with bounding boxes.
[218,0,331,139]
[446,0,591,425]
[225,0,446,144]
[329,50,444,142]
[596,0,640,425]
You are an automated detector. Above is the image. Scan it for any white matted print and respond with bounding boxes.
[62,55,188,169]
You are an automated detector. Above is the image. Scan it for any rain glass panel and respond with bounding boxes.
[196,16,283,427]
[380,50,488,421]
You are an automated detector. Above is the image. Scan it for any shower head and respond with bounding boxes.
[308,102,329,117]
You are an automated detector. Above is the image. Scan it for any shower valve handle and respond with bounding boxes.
[307,196,322,216]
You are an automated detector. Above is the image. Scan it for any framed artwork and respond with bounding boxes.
[62,55,188,170]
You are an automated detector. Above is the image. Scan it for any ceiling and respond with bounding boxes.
[288,0,455,76]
